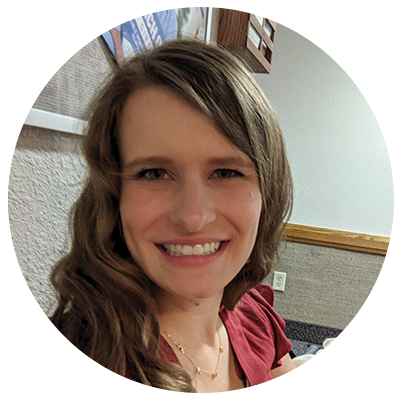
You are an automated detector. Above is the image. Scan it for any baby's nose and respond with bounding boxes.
[296,381,311,393]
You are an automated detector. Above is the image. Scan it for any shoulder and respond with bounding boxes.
[220,284,286,346]
[235,284,282,328]
[220,284,292,385]
[242,284,275,309]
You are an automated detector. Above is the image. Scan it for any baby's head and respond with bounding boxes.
[291,338,386,393]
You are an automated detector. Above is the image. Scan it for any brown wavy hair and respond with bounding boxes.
[50,39,293,391]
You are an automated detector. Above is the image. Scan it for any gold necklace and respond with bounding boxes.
[161,327,224,379]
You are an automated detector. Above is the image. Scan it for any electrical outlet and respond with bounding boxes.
[272,271,287,292]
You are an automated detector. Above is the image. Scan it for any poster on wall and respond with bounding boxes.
[102,7,208,64]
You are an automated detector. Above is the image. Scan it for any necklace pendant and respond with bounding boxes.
[219,347,224,353]
[211,371,217,379]
[177,344,185,354]
[195,367,201,374]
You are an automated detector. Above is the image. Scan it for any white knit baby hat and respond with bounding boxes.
[293,338,386,393]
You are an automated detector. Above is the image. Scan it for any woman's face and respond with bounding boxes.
[290,360,358,393]
[119,87,262,303]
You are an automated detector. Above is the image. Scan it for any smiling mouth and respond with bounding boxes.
[158,241,225,257]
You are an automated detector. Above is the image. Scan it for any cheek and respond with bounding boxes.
[239,189,262,223]
[120,190,137,231]
[220,188,262,236]
[119,188,163,239]
[247,189,262,215]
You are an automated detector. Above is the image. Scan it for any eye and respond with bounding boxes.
[137,168,167,180]
[212,169,244,179]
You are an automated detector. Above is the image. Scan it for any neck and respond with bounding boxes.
[155,287,223,346]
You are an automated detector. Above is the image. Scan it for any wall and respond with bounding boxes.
[255,24,389,328]
[9,37,111,316]
[264,242,383,329]
[254,24,394,237]
[9,126,86,315]
[8,7,111,118]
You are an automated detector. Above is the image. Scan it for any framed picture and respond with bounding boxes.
[92,7,208,63]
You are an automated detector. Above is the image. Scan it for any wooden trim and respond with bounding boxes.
[246,38,272,72]
[214,8,274,73]
[261,7,276,31]
[249,15,274,51]
[216,8,249,46]
[285,223,390,255]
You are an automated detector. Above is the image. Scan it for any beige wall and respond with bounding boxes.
[264,242,383,329]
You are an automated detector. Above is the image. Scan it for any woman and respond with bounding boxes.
[50,39,295,392]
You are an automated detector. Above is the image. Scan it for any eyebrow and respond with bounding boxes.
[122,155,255,171]
[123,156,174,172]
[207,156,255,169]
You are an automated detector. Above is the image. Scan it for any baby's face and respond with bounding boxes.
[290,360,358,393]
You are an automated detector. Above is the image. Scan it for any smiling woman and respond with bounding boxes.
[119,88,262,302]
[50,39,294,392]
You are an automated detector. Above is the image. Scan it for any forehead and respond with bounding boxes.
[118,87,251,166]
[119,87,214,144]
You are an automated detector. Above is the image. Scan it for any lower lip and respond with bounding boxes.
[156,241,228,268]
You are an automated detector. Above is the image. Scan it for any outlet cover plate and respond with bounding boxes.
[272,271,287,292]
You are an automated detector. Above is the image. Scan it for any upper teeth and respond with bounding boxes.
[163,242,221,256]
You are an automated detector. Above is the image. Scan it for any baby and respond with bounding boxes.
[290,338,386,393]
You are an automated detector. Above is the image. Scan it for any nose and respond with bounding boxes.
[296,381,311,393]
[169,177,217,233]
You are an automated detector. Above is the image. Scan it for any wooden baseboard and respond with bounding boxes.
[285,223,389,255]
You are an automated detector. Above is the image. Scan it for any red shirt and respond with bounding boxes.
[107,285,292,393]
[159,285,292,386]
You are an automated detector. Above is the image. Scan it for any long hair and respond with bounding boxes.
[50,39,293,391]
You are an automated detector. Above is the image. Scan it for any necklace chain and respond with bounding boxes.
[161,327,224,379]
